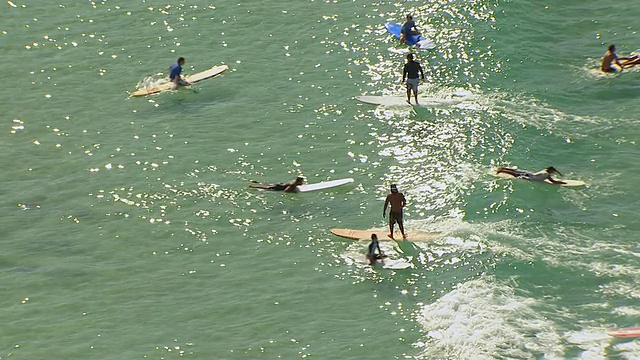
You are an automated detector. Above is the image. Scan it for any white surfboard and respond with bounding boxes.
[380,258,412,269]
[355,95,467,108]
[492,172,585,187]
[131,65,229,97]
[298,178,354,193]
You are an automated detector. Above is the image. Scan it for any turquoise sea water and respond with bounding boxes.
[2,0,640,359]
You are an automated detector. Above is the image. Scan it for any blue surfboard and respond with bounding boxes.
[385,22,435,49]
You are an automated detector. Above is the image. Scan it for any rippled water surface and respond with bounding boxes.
[2,0,640,359]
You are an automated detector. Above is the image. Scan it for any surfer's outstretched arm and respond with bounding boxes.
[546,176,566,185]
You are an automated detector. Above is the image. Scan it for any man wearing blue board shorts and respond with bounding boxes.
[402,53,425,105]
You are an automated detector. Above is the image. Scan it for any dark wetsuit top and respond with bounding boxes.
[403,61,424,79]
[368,241,381,256]
[401,20,416,35]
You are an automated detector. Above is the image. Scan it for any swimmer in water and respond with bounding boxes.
[496,166,566,185]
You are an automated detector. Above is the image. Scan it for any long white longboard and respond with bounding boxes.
[355,95,467,108]
[298,178,354,192]
[131,65,229,97]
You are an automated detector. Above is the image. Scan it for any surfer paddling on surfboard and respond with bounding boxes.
[383,184,407,240]
[169,57,190,89]
[496,166,566,185]
[402,53,425,105]
[248,177,304,193]
[366,234,386,265]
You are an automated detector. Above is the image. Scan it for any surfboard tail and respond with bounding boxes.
[416,39,436,50]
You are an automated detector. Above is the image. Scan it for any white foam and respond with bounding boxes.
[414,277,564,359]
[136,75,169,90]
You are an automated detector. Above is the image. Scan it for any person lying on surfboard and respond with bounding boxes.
[383,184,407,239]
[496,166,566,185]
[169,57,190,89]
[399,14,419,44]
[366,234,386,265]
[248,177,304,193]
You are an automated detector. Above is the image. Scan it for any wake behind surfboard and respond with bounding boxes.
[131,64,228,97]
[385,22,435,50]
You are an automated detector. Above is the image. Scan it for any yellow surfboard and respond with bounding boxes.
[330,228,440,242]
[131,64,228,97]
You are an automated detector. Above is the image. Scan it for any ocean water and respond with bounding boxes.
[2,0,640,359]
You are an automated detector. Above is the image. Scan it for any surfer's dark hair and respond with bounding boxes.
[608,44,615,52]
[178,57,185,63]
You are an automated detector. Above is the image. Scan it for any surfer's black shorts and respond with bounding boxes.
[389,211,403,224]
[268,184,287,191]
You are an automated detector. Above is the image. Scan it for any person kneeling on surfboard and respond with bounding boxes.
[399,14,419,44]
[402,53,425,105]
[496,166,566,185]
[169,57,190,89]
[366,234,386,265]
[383,184,407,240]
[248,177,304,193]
[600,45,637,73]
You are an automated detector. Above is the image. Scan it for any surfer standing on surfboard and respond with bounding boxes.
[496,166,566,185]
[169,57,190,89]
[383,184,407,240]
[402,53,425,105]
[366,234,385,265]
[248,177,304,193]
[399,14,419,44]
